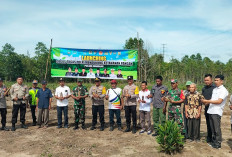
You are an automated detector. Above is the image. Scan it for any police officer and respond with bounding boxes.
[71,79,88,130]
[89,77,106,131]
[123,76,139,134]
[10,76,29,131]
[29,80,40,126]
[0,78,9,131]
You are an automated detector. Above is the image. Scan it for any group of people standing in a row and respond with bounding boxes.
[0,74,231,150]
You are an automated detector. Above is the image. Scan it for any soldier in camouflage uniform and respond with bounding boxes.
[71,79,88,130]
[165,79,185,133]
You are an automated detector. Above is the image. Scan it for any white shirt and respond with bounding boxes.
[207,85,228,116]
[138,90,152,112]
[110,74,117,78]
[87,72,95,78]
[55,86,71,107]
[107,88,122,109]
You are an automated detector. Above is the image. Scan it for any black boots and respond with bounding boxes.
[11,124,16,131]
[109,125,114,131]
[132,125,136,134]
[124,125,131,132]
[1,125,9,131]
[118,125,122,131]
[73,123,79,130]
[32,121,37,126]
[90,125,96,130]
[100,125,104,131]
[21,123,28,129]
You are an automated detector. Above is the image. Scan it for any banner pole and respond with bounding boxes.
[45,38,53,80]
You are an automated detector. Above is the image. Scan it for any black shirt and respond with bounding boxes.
[202,84,216,100]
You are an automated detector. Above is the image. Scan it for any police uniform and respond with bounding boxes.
[10,80,29,130]
[89,78,106,130]
[0,78,9,131]
[28,80,39,126]
[123,76,139,132]
[72,79,88,129]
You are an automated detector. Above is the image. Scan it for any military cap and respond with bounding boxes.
[41,80,47,85]
[77,78,83,82]
[32,80,38,84]
[95,77,101,82]
[127,76,133,80]
[171,79,178,83]
[59,78,65,81]
[185,81,192,86]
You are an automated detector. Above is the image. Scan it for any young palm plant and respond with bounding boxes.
[156,120,184,154]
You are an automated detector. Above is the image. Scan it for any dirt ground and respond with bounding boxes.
[0,97,232,157]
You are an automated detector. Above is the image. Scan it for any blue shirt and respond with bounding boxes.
[36,88,53,109]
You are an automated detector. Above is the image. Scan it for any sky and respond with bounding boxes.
[1,0,232,63]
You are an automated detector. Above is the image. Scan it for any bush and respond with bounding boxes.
[156,120,184,154]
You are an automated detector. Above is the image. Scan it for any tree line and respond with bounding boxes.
[1,38,232,90]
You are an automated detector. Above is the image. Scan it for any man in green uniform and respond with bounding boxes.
[29,80,40,126]
[165,79,185,133]
[71,79,88,130]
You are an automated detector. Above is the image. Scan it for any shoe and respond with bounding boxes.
[139,129,145,134]
[207,142,214,147]
[64,125,69,129]
[90,126,96,130]
[38,125,42,129]
[21,123,28,129]
[109,126,114,131]
[81,124,86,130]
[11,125,16,131]
[1,127,9,131]
[57,126,62,129]
[73,126,79,130]
[152,132,158,136]
[124,125,131,132]
[100,126,104,131]
[212,144,221,149]
[147,130,152,135]
[32,122,37,126]
[118,126,122,131]
[132,126,136,134]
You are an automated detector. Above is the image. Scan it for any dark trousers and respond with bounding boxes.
[12,103,26,124]
[209,114,222,146]
[187,118,201,140]
[30,105,36,123]
[125,105,137,126]
[109,109,121,126]
[0,108,7,126]
[92,105,105,126]
[183,108,188,138]
[205,106,212,142]
[57,106,68,127]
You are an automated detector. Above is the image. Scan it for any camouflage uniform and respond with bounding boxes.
[167,89,185,131]
[72,85,88,125]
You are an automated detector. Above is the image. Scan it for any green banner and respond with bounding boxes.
[51,47,138,80]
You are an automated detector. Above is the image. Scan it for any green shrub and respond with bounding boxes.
[156,120,184,154]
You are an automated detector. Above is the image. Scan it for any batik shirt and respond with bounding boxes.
[185,93,204,118]
[72,85,88,106]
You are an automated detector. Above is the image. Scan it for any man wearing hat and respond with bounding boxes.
[89,77,106,131]
[10,76,29,131]
[0,78,9,131]
[71,79,88,130]
[28,80,40,126]
[109,69,117,78]
[123,76,139,133]
[164,79,185,133]
[36,80,53,128]
[105,79,123,131]
[54,78,71,128]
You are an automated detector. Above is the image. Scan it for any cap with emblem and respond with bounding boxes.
[171,79,178,83]
[41,80,47,85]
[59,78,65,82]
[32,80,38,84]
[127,76,133,80]
[185,81,192,86]
[77,78,83,82]
[110,80,117,84]
[95,77,101,82]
